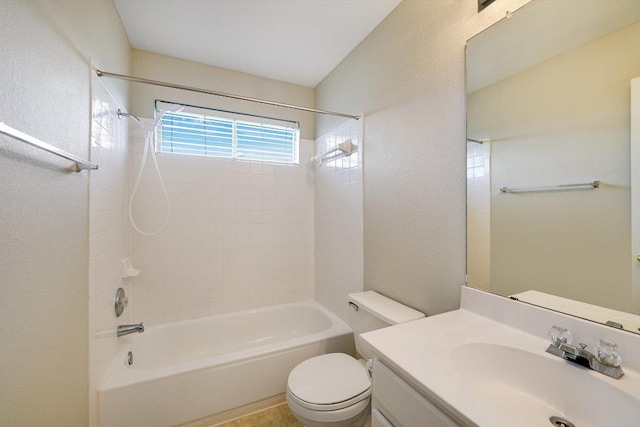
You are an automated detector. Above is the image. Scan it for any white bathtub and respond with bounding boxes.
[99,300,354,427]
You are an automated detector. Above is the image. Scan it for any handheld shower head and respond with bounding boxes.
[147,105,184,131]
[118,106,184,132]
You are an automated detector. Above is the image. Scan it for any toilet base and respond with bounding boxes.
[286,392,370,427]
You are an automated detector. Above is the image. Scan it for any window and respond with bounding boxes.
[157,101,300,164]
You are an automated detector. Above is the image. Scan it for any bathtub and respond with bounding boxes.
[99,300,354,427]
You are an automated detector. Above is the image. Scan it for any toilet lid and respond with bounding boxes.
[288,353,371,405]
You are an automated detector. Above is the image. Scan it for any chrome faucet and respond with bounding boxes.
[546,326,624,379]
[117,322,144,337]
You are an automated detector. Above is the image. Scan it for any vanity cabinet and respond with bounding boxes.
[371,360,459,427]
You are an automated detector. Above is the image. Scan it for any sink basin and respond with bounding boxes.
[360,290,640,427]
[452,343,640,427]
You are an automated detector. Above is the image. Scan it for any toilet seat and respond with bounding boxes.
[287,384,370,412]
[287,353,371,409]
[286,389,370,425]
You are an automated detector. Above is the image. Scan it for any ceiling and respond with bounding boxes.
[113,0,401,88]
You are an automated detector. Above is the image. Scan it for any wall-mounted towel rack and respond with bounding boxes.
[500,181,600,193]
[0,122,98,172]
[312,139,357,166]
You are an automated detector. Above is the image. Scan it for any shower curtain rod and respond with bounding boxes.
[96,70,360,120]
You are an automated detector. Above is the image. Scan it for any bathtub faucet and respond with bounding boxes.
[117,322,144,337]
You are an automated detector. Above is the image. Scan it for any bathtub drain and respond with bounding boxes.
[550,416,575,427]
[127,351,133,366]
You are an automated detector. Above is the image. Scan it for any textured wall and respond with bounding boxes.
[0,1,130,426]
[315,0,530,316]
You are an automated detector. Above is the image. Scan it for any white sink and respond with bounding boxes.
[452,343,640,426]
[361,289,640,427]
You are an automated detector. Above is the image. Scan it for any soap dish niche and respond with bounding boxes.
[122,257,140,278]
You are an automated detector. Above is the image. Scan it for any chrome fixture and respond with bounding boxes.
[546,326,624,379]
[117,109,144,127]
[500,181,600,193]
[467,137,490,144]
[348,301,359,311]
[0,122,98,172]
[117,322,145,337]
[127,351,133,366]
[606,320,624,329]
[114,287,128,318]
[97,69,360,120]
[550,416,575,427]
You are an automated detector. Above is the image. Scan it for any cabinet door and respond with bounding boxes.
[373,360,459,427]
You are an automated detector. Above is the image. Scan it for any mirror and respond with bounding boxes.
[466,0,640,334]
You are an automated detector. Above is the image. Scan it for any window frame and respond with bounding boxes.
[154,99,301,165]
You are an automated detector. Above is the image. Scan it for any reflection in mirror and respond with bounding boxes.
[466,0,640,333]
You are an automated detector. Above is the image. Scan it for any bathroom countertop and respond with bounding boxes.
[360,307,640,427]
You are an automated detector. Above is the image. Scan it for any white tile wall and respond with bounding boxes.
[88,76,131,409]
[466,141,491,290]
[314,120,364,324]
[127,123,315,325]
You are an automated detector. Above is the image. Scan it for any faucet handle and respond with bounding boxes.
[596,339,622,367]
[548,325,573,346]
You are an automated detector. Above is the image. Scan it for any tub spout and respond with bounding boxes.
[117,322,144,337]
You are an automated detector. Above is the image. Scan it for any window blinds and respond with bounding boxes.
[160,110,299,164]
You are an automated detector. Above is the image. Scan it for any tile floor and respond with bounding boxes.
[214,403,303,427]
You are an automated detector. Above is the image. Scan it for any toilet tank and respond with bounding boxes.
[348,291,424,358]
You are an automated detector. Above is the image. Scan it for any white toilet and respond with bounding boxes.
[286,291,424,427]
